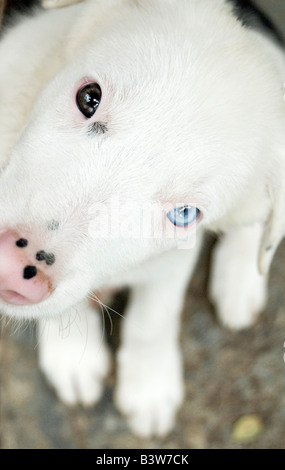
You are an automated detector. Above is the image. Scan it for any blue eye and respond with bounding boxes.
[167,206,200,227]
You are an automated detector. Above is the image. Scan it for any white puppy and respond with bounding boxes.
[0,0,285,437]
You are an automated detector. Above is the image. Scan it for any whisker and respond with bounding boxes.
[88,292,127,322]
[87,292,116,336]
[96,295,107,344]
[88,291,146,336]
[101,302,113,336]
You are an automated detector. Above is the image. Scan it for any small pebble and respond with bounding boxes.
[232,414,264,443]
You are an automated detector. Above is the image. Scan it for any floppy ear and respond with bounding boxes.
[258,176,285,275]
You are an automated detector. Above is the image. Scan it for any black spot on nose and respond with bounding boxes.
[36,250,55,266]
[16,238,28,248]
[23,266,37,280]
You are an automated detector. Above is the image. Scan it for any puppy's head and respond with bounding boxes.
[0,0,284,318]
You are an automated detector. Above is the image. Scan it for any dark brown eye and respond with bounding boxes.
[76,83,102,118]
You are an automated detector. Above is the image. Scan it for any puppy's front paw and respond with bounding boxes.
[209,256,267,331]
[115,346,183,437]
[38,311,110,406]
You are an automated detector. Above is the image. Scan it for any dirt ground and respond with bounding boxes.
[1,0,285,450]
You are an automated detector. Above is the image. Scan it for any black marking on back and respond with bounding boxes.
[227,0,283,45]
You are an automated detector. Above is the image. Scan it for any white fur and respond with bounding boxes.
[1,0,285,437]
[38,300,111,405]
[209,223,268,330]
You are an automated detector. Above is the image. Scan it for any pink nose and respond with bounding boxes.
[0,231,52,305]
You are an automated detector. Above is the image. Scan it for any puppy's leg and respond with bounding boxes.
[38,298,110,406]
[209,223,267,330]
[115,246,201,438]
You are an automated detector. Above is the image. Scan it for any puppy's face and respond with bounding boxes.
[0,1,280,318]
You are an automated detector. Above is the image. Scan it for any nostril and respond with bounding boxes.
[23,265,37,280]
[16,238,28,248]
